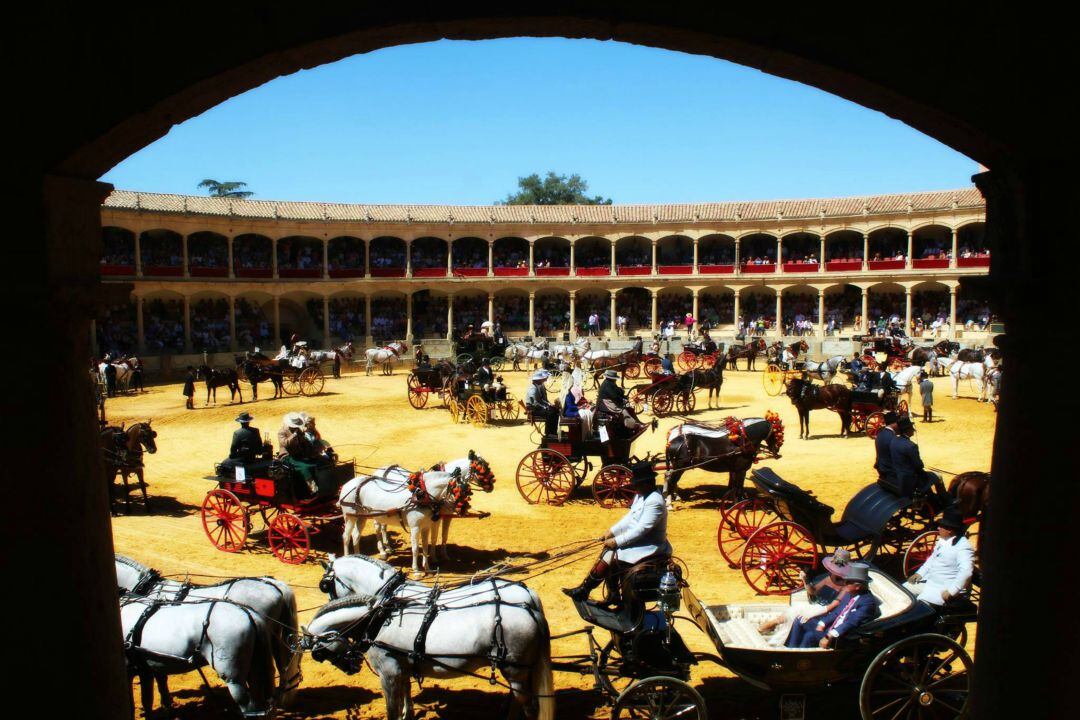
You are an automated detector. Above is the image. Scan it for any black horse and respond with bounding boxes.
[725,337,767,371]
[685,363,724,407]
[197,365,243,404]
[235,357,285,400]
[663,416,784,500]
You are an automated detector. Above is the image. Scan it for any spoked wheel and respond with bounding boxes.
[591,465,635,509]
[300,367,325,396]
[629,388,646,415]
[865,411,886,438]
[268,512,311,564]
[903,530,938,578]
[741,521,820,595]
[545,374,563,395]
[652,390,674,417]
[594,638,635,699]
[716,487,756,516]
[876,499,938,560]
[701,353,718,369]
[489,356,505,372]
[674,391,696,414]
[407,375,429,409]
[763,364,785,396]
[438,378,453,407]
[623,363,641,379]
[612,677,707,720]
[643,357,662,375]
[465,395,489,426]
[717,497,777,568]
[515,449,577,505]
[676,351,699,372]
[201,489,249,552]
[859,634,972,720]
[498,399,521,421]
[448,398,461,423]
[281,372,301,396]
[456,353,473,366]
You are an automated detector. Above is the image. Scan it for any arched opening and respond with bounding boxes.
[100,226,135,276]
[494,288,529,332]
[142,292,185,353]
[452,291,487,337]
[277,235,323,278]
[657,234,693,274]
[867,227,907,269]
[698,234,736,273]
[94,295,136,356]
[451,237,488,277]
[699,286,735,329]
[911,280,950,337]
[234,293,272,349]
[535,289,570,337]
[139,229,183,276]
[233,233,272,277]
[187,231,228,277]
[957,222,990,267]
[328,236,364,278]
[738,286,777,336]
[780,232,821,271]
[189,292,231,352]
[574,236,611,275]
[370,293,407,341]
[279,291,324,345]
[534,237,570,275]
[780,285,818,335]
[912,224,952,268]
[575,288,609,336]
[616,287,651,333]
[370,236,406,277]
[412,236,449,276]
[824,284,861,335]
[327,293,366,343]
[824,229,864,271]
[957,278,997,332]
[739,233,778,273]
[493,237,529,276]
[867,282,905,332]
[411,289,448,339]
[615,236,651,275]
[656,287,692,332]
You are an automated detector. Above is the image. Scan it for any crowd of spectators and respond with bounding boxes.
[917,240,951,260]
[327,298,366,341]
[188,234,228,269]
[370,296,406,339]
[277,237,321,272]
[576,295,608,335]
[143,299,184,352]
[535,243,569,268]
[328,238,364,272]
[781,293,817,335]
[956,297,995,330]
[234,298,271,348]
[411,294,447,338]
[826,237,863,262]
[656,294,692,329]
[452,240,488,269]
[868,237,906,262]
[412,239,448,269]
[454,295,487,330]
[698,293,735,328]
[140,233,183,268]
[739,240,777,266]
[958,245,991,259]
[495,295,529,330]
[781,238,820,266]
[617,290,651,330]
[699,243,735,265]
[371,240,406,270]
[96,303,136,355]
[657,240,693,265]
[233,235,272,271]
[575,241,610,268]
[617,241,650,267]
[534,295,570,335]
[737,294,776,335]
[101,232,135,267]
[824,287,861,333]
[190,298,231,352]
[493,241,529,269]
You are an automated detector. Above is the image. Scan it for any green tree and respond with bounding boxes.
[197,179,254,198]
[499,172,612,205]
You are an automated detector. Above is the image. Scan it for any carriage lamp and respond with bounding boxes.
[658,569,681,616]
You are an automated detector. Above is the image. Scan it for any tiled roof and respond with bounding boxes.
[103,188,984,225]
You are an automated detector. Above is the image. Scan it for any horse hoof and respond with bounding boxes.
[410,571,425,580]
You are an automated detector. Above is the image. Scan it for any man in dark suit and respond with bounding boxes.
[890,416,925,497]
[475,357,494,389]
[229,412,265,464]
[874,411,900,487]
[786,562,880,648]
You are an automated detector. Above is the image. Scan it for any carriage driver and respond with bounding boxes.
[596,369,649,439]
[525,370,560,436]
[228,412,270,465]
[563,461,671,601]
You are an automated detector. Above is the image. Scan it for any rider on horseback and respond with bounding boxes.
[563,461,671,602]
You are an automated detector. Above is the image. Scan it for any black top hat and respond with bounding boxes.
[629,461,658,486]
[236,412,254,423]
[896,416,915,434]
[939,505,968,531]
[883,411,900,425]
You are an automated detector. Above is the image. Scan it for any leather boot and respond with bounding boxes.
[562,573,603,601]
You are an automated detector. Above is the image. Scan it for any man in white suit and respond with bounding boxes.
[904,506,974,605]
[563,462,672,601]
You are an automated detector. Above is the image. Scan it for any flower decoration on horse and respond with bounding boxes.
[445,475,473,516]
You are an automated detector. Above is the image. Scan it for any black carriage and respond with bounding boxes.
[627,372,697,416]
[716,467,949,595]
[454,332,508,370]
[405,363,455,409]
[514,412,652,508]
[239,355,325,396]
[202,455,354,564]
[850,388,910,437]
[447,381,520,426]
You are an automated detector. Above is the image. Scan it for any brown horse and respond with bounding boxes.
[100,421,158,513]
[725,337,767,371]
[663,415,784,499]
[785,377,852,438]
[948,471,990,523]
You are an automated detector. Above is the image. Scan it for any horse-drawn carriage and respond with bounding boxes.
[716,467,949,595]
[237,354,326,397]
[859,335,914,372]
[515,413,653,508]
[405,363,454,409]
[202,455,354,564]
[448,382,521,426]
[762,362,806,396]
[674,342,720,372]
[627,372,697,417]
[850,387,910,437]
[454,332,508,370]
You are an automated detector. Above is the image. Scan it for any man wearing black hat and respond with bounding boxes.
[563,461,671,601]
[596,369,644,440]
[475,357,494,390]
[229,412,266,465]
[786,562,880,648]
[904,506,974,605]
[874,411,900,489]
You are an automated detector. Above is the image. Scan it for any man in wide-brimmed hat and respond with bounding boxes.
[563,461,671,601]
[786,562,880,648]
[228,411,265,465]
[904,506,975,605]
[525,369,560,436]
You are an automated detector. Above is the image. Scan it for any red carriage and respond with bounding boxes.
[859,336,914,372]
[405,364,454,409]
[627,371,698,417]
[202,456,355,564]
[849,388,910,438]
[675,342,720,372]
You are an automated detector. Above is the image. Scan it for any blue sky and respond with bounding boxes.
[101,38,978,205]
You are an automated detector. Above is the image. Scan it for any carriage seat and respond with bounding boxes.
[557,416,583,442]
[751,468,834,520]
[833,483,911,543]
[852,389,885,404]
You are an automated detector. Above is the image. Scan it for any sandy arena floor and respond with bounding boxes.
[108,364,995,719]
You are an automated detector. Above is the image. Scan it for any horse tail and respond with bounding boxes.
[275,583,302,705]
[530,599,555,720]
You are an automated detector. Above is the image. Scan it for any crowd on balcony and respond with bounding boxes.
[190,298,231,352]
[534,295,570,335]
[699,244,736,265]
[617,245,650,266]
[234,236,272,270]
[234,298,270,348]
[141,237,183,268]
[328,298,366,341]
[412,240,447,269]
[453,242,487,269]
[495,295,529,330]
[739,243,777,266]
[869,237,906,262]
[826,238,863,262]
[189,235,228,269]
[493,245,528,269]
[917,242,951,260]
[278,238,321,272]
[96,304,136,356]
[535,244,569,268]
[454,295,487,330]
[371,245,406,269]
[370,296,406,339]
[575,242,609,268]
[101,234,135,267]
[411,294,447,338]
[958,245,991,259]
[144,299,184,352]
[328,240,364,272]
[658,242,693,266]
[782,252,819,267]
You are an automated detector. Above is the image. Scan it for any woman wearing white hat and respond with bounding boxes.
[525,369,560,435]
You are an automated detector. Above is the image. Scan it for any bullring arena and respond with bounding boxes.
[101,188,997,719]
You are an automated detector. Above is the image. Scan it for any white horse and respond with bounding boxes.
[802,355,847,383]
[309,341,354,364]
[99,357,137,393]
[582,347,612,365]
[889,364,926,407]
[364,341,406,376]
[119,593,276,718]
[338,452,496,576]
[114,555,302,707]
[305,593,553,720]
[549,337,590,361]
[987,365,1002,409]
[505,342,550,371]
[946,357,991,401]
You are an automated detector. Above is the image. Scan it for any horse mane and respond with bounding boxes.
[114,554,150,573]
[312,594,373,619]
[343,553,399,577]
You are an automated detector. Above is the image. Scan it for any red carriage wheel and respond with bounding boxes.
[864,411,886,438]
[514,449,576,505]
[268,512,311,564]
[717,487,755,515]
[591,465,635,509]
[623,363,640,379]
[903,530,938,578]
[741,521,820,595]
[700,353,717,369]
[407,376,429,409]
[643,357,662,375]
[717,498,777,568]
[629,388,646,415]
[652,390,674,417]
[897,398,909,415]
[676,351,698,372]
[201,489,249,553]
